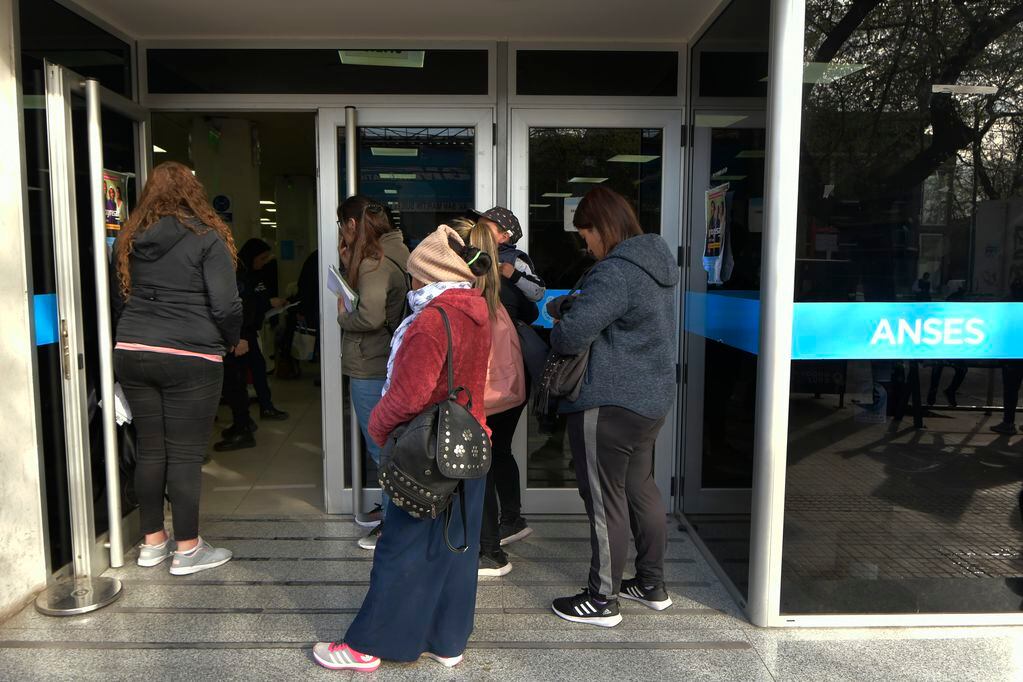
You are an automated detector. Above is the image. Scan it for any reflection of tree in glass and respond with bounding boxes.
[802,0,1023,215]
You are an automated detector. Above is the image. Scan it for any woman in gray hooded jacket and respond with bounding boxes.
[546,186,680,628]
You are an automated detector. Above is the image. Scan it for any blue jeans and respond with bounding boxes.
[350,377,388,514]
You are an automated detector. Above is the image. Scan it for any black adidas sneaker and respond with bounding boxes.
[551,589,622,628]
[619,577,673,611]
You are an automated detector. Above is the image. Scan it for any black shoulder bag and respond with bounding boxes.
[534,272,591,416]
[378,307,492,553]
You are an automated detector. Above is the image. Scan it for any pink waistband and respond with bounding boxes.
[115,342,223,363]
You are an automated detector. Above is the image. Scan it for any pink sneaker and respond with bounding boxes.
[312,642,380,672]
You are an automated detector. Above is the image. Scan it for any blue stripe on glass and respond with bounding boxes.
[34,293,59,346]
[791,302,1023,360]
[685,291,761,355]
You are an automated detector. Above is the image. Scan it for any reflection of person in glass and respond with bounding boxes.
[115,186,126,224]
[992,278,1023,435]
[927,283,967,407]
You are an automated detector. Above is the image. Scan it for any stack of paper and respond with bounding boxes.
[328,264,359,313]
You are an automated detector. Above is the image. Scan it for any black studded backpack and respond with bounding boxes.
[378,307,492,553]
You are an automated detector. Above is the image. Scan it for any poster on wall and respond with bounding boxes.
[103,170,129,230]
[703,183,731,284]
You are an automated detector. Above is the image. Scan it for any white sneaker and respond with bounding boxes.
[169,538,232,575]
[423,652,463,668]
[358,525,381,551]
[137,536,175,567]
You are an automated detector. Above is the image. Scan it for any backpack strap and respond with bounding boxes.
[443,481,469,554]
[382,255,410,335]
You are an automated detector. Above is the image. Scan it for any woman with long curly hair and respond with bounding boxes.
[111,161,242,576]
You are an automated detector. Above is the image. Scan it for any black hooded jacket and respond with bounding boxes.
[112,216,242,355]
[236,238,275,340]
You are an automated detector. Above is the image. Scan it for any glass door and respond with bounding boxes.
[316,107,494,514]
[510,108,683,513]
[37,62,149,579]
[681,110,767,516]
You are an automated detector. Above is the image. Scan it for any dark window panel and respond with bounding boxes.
[698,52,768,98]
[19,0,132,97]
[516,51,678,97]
[146,49,489,95]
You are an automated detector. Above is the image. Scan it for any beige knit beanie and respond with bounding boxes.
[407,224,475,284]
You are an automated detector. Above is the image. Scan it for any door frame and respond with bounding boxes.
[509,107,683,513]
[316,106,495,514]
[681,108,767,515]
[42,61,150,577]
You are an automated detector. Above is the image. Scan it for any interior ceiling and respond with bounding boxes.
[73,0,723,41]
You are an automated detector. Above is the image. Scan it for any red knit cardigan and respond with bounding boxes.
[368,289,492,446]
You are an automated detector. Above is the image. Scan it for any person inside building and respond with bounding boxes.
[214,238,289,452]
[449,217,528,578]
[276,248,320,380]
[335,195,411,549]
[546,186,679,627]
[111,161,241,575]
[313,225,492,672]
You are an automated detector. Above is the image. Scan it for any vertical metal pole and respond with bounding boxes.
[36,62,122,616]
[747,0,805,628]
[344,106,363,517]
[45,63,94,579]
[85,79,123,568]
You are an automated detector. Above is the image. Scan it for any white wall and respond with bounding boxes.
[190,117,261,247]
[0,0,47,621]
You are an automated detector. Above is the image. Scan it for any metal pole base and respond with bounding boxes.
[34,577,122,617]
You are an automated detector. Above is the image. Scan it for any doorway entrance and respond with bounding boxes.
[509,108,683,513]
[317,107,494,514]
[151,110,324,516]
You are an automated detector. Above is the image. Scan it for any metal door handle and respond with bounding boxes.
[60,318,71,380]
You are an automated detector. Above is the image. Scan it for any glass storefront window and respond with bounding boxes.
[525,127,663,490]
[783,0,1023,615]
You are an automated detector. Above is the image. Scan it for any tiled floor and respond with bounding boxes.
[4,367,1022,679]
[1,513,1020,680]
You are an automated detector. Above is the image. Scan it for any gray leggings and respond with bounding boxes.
[568,406,667,600]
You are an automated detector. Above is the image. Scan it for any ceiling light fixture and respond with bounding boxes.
[260,200,275,205]
[371,147,419,157]
[541,192,573,198]
[568,177,608,184]
[153,145,167,153]
[384,189,398,195]
[607,154,660,163]
[379,173,416,180]
[265,208,277,213]
[338,50,425,69]
[529,203,551,208]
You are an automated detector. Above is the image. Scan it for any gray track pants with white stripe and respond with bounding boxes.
[568,406,667,600]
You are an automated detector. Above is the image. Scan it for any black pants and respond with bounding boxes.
[114,350,222,540]
[568,406,666,600]
[1002,361,1023,424]
[223,336,273,425]
[480,401,527,553]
